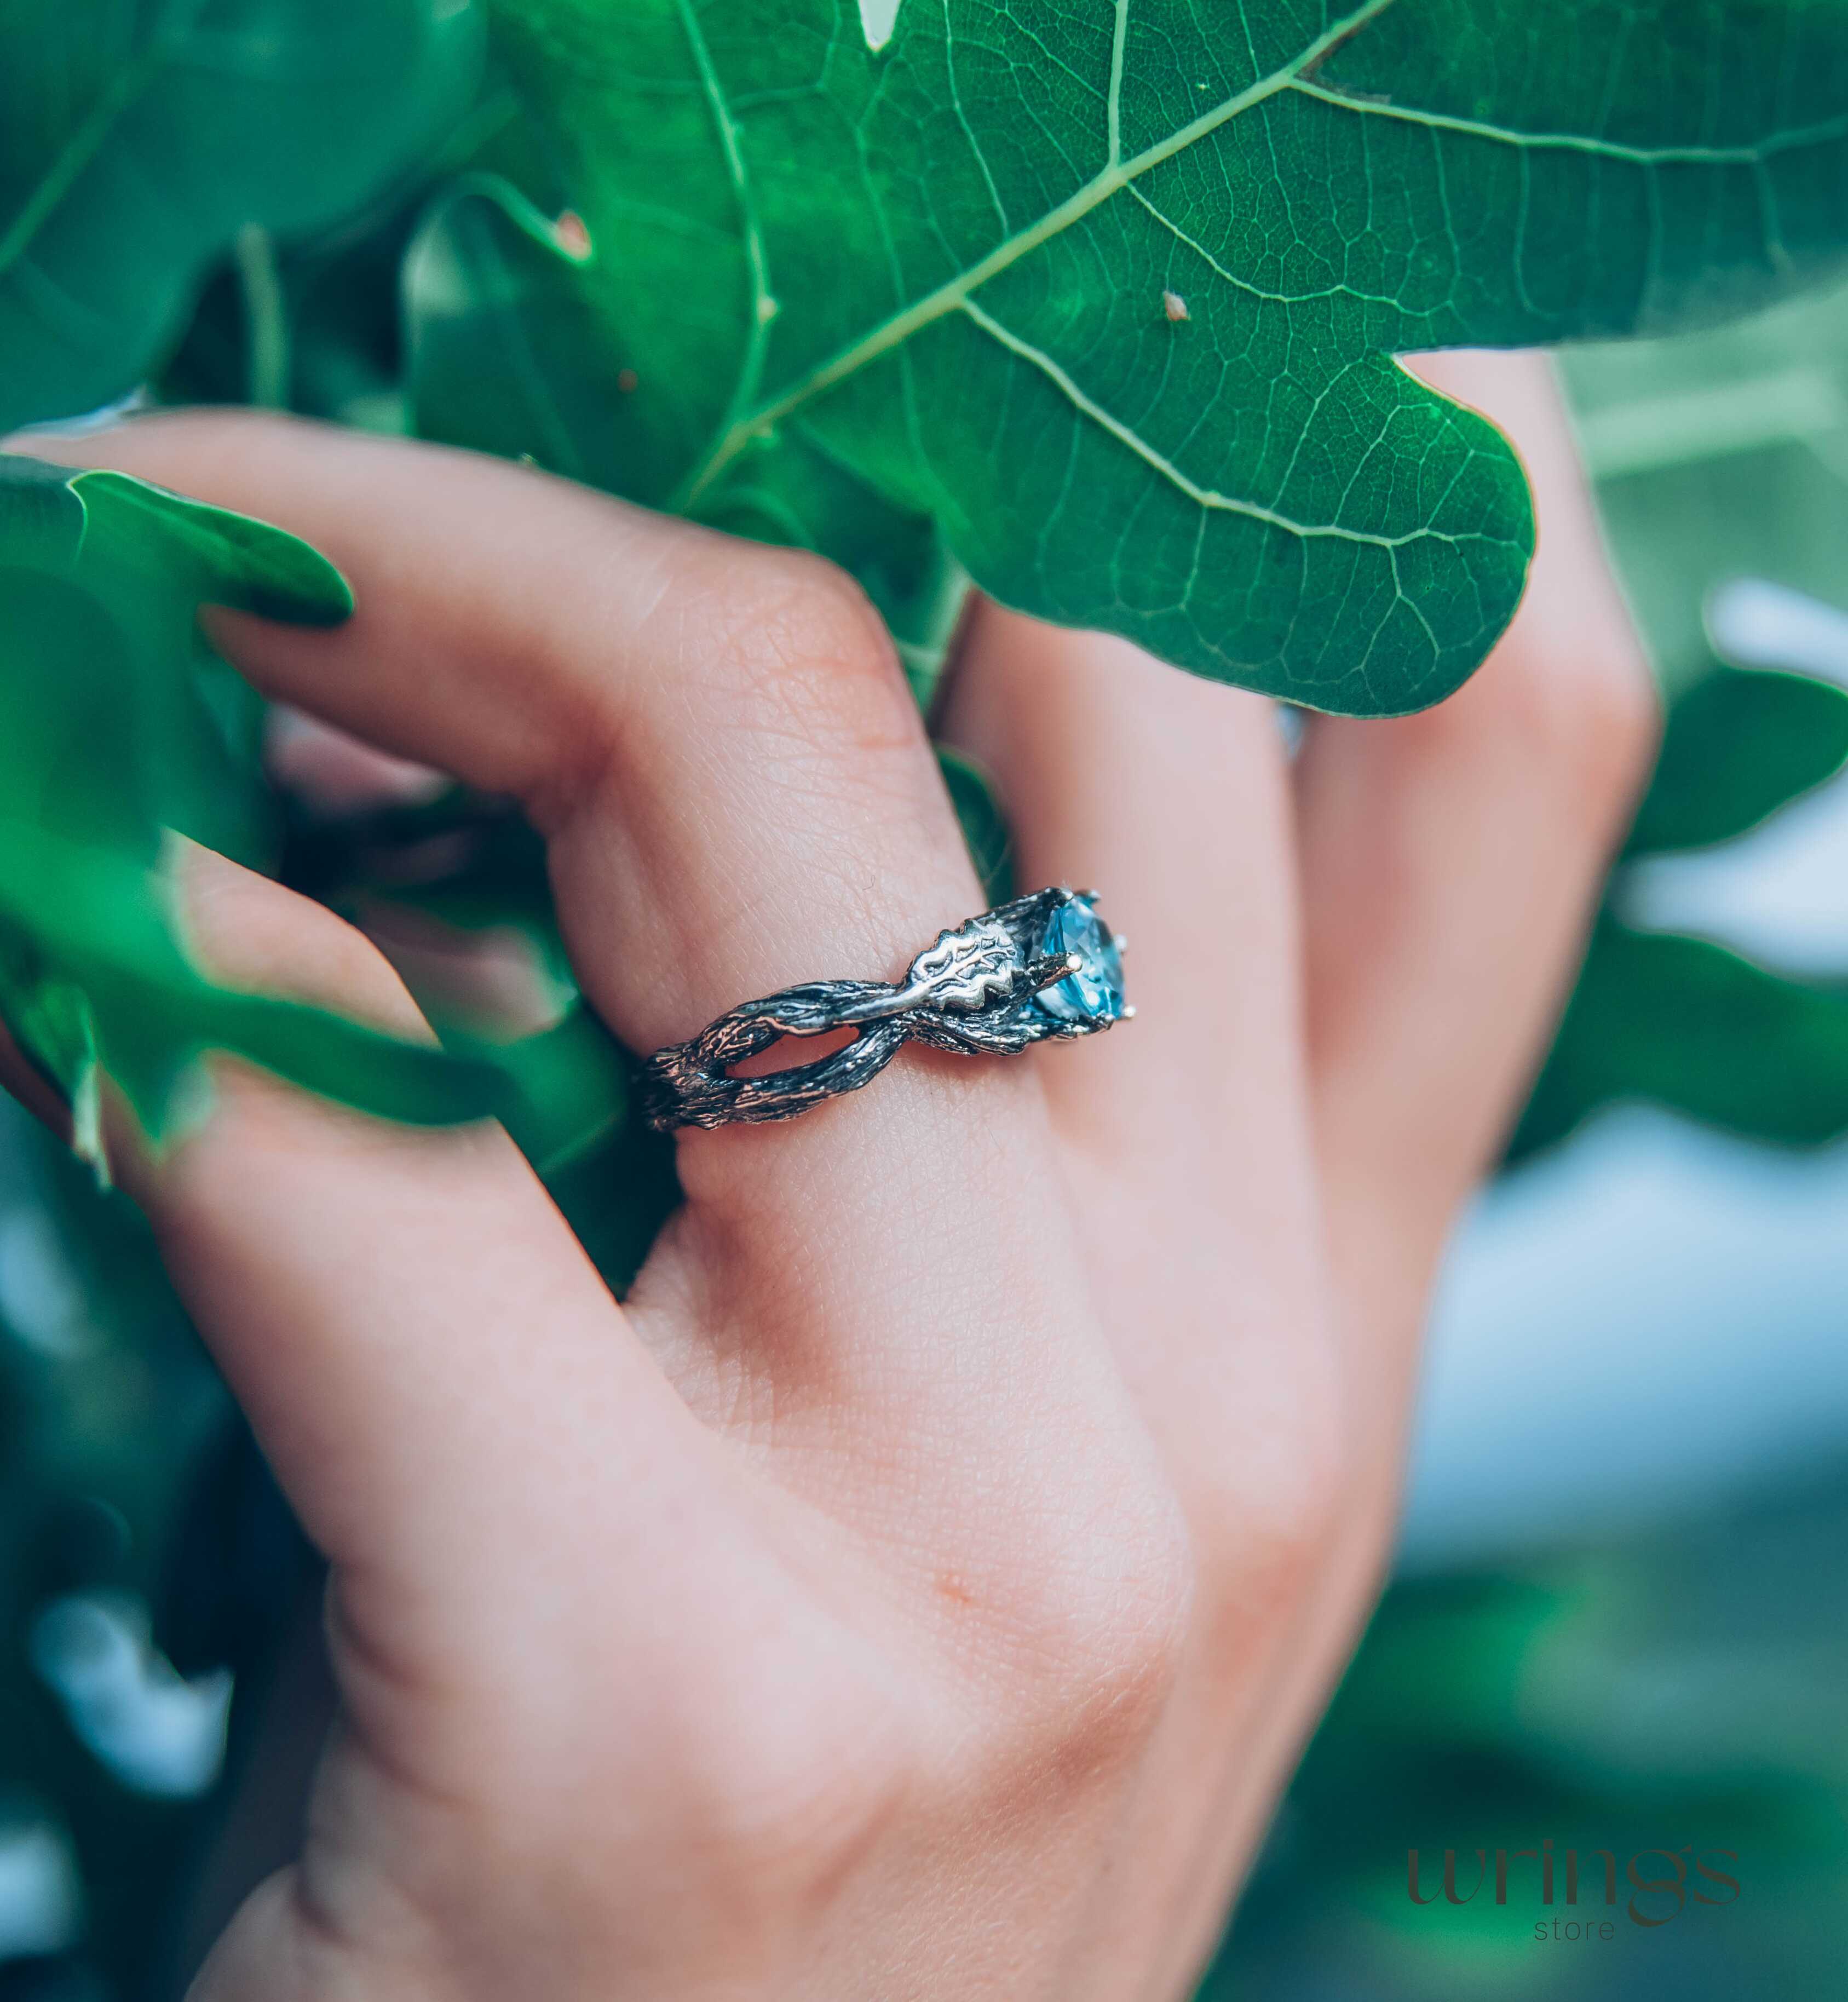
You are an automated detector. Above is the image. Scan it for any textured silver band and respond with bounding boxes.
[640,887,1130,1132]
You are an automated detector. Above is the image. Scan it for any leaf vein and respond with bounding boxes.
[675,0,778,428]
[676,0,1400,504]
[957,294,1430,552]
[1288,74,1848,168]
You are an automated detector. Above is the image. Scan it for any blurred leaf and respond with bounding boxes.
[0,0,485,433]
[1550,235,1848,1168]
[0,456,517,1154]
[0,1098,232,1992]
[467,1003,628,1176]
[159,89,524,429]
[0,821,514,1148]
[937,747,1015,905]
[399,0,1848,718]
[1512,661,1848,1160]
[1562,275,1848,688]
[1626,664,1848,856]
[0,455,350,876]
[1205,1479,1848,2002]
[1510,919,1848,1162]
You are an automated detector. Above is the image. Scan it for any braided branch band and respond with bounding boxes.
[640,888,1116,1132]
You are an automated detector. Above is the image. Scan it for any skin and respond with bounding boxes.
[11,349,1653,2001]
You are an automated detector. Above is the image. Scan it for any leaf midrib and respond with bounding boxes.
[675,0,1398,505]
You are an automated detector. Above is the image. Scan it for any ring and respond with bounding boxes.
[640,887,1133,1131]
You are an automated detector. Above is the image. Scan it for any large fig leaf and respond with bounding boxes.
[0,0,485,433]
[406,0,1848,716]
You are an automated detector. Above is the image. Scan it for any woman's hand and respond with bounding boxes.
[17,349,1651,2002]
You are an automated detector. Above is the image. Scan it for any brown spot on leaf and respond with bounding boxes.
[617,368,639,394]
[554,210,592,260]
[1162,290,1190,323]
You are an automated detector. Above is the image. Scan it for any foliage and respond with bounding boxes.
[0,0,482,434]
[1201,1466,1848,2000]
[1562,273,1848,695]
[410,0,1848,714]
[4,0,1848,1172]
[0,0,1844,1990]
[0,457,523,1168]
[1519,288,1848,1160]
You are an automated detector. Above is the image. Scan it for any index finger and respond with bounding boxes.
[15,411,966,1044]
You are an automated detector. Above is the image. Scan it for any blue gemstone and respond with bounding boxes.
[1035,895,1126,1023]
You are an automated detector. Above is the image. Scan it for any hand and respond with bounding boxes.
[15,350,1652,2001]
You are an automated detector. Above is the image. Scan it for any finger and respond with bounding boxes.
[936,603,1339,1594]
[21,413,1144,1539]
[936,610,1343,2002]
[1158,356,1659,1948]
[101,844,926,1880]
[1296,350,1657,1403]
[22,409,981,1039]
[116,843,755,1631]
[939,608,1306,1157]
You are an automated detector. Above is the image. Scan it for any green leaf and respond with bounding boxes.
[32,463,354,626]
[1510,918,1848,1161]
[1541,195,1848,1165]
[937,746,1015,904]
[407,171,972,700]
[465,1002,629,1176]
[0,0,485,433]
[1511,648,1848,1162]
[0,454,514,1155]
[0,820,509,1155]
[407,0,1848,716]
[1626,663,1848,856]
[1562,272,1848,688]
[0,456,349,870]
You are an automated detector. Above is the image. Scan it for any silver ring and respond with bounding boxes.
[640,887,1133,1131]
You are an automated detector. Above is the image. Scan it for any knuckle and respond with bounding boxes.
[646,1639,917,1914]
[685,544,913,756]
[1182,1342,1351,1666]
[1500,641,1661,821]
[1222,1388,1348,1620]
[1001,1468,1196,1759]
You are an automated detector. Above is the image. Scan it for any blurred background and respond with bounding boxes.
[4,8,1848,1999]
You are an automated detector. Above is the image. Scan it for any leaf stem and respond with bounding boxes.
[235,224,291,410]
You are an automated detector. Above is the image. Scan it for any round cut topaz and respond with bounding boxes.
[1035,895,1126,1024]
